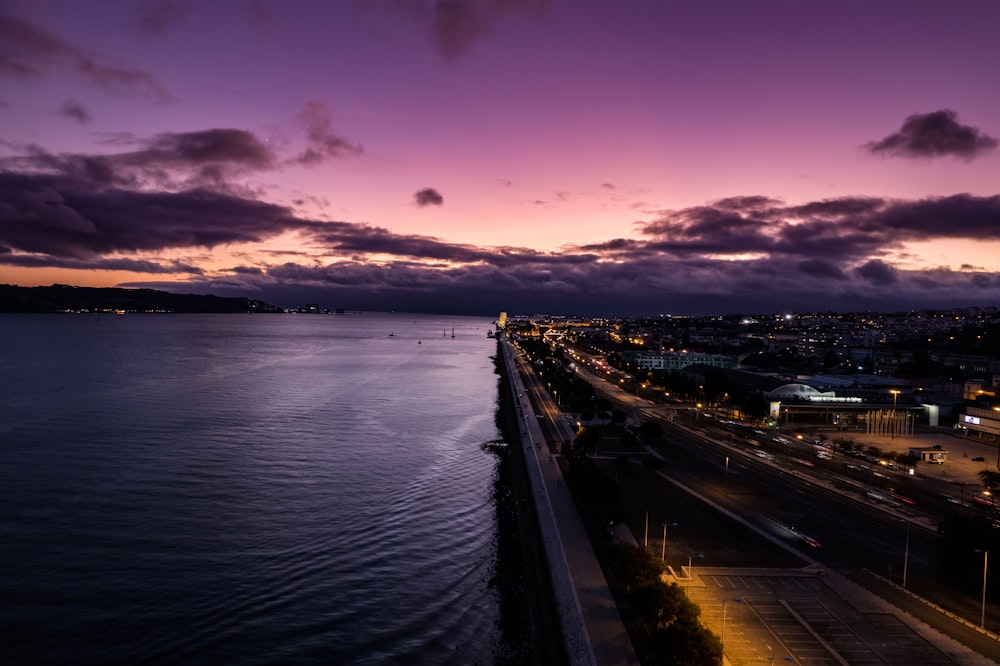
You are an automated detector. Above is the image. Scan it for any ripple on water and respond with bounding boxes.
[0,314,503,665]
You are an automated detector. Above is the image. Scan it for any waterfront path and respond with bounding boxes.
[500,339,639,666]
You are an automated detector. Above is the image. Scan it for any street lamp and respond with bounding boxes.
[889,389,900,441]
[688,553,704,578]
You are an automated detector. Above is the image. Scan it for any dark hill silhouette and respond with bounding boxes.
[0,284,280,313]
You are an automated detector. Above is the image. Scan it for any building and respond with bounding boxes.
[631,350,736,371]
[909,447,948,464]
[959,404,1000,442]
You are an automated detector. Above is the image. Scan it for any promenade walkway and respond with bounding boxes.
[500,340,639,666]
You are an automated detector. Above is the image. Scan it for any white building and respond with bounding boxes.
[960,405,1000,441]
[633,351,736,371]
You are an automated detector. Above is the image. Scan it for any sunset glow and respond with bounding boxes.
[1,1,999,314]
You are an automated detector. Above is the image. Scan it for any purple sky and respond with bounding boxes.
[1,0,999,315]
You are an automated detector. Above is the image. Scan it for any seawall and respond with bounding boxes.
[497,338,636,665]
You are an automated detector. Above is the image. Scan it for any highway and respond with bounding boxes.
[541,340,1000,663]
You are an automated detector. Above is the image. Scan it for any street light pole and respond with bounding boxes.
[902,520,910,589]
[660,522,677,561]
[982,550,989,629]
[889,389,900,443]
[721,599,727,665]
[688,553,703,578]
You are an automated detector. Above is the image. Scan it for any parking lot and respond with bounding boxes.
[680,568,968,665]
[839,428,998,486]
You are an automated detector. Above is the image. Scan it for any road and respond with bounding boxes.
[501,339,640,665]
[544,340,1000,663]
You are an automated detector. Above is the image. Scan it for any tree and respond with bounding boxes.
[607,545,723,665]
[979,469,1000,494]
[648,620,722,666]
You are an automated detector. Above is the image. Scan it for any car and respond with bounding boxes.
[972,456,985,462]
[802,536,822,548]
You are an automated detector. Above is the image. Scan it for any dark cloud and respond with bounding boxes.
[871,193,1000,236]
[796,259,848,280]
[140,129,277,170]
[0,251,201,274]
[640,204,775,255]
[5,128,278,191]
[414,187,444,207]
[865,110,998,159]
[0,13,173,102]
[712,195,780,212]
[391,0,550,62]
[641,193,1000,264]
[784,197,883,219]
[136,0,196,34]
[854,259,898,285]
[293,101,363,165]
[58,98,92,124]
[0,171,301,259]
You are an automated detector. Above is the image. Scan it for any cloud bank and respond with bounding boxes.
[2,134,999,316]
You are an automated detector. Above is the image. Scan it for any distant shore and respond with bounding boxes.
[0,284,282,314]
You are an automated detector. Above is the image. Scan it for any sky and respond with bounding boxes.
[1,0,999,316]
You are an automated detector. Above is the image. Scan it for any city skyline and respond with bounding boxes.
[1,0,999,315]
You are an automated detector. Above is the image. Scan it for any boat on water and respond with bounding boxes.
[388,332,396,337]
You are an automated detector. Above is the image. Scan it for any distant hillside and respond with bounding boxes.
[0,285,281,314]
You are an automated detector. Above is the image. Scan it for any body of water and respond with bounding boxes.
[0,312,508,664]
